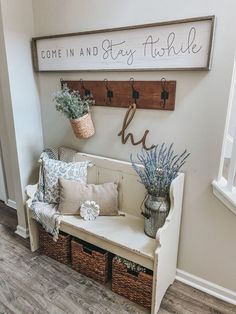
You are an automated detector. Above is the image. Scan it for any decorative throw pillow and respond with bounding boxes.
[42,155,89,204]
[58,146,78,162]
[58,178,119,216]
[38,148,59,196]
[43,147,59,160]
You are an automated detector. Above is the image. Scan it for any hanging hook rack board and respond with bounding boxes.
[61,79,176,110]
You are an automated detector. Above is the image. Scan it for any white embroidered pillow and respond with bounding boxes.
[42,154,88,204]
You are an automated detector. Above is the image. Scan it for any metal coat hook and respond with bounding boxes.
[60,78,66,89]
[130,78,139,104]
[160,77,169,108]
[104,79,113,104]
[80,78,91,97]
[61,78,176,110]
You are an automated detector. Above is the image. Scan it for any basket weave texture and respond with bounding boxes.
[71,238,109,284]
[112,258,153,309]
[38,225,71,265]
[70,113,95,139]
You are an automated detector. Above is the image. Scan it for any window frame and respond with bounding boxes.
[212,56,236,215]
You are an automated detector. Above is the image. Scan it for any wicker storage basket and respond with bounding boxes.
[71,238,110,284]
[112,258,153,309]
[70,113,95,139]
[38,224,71,265]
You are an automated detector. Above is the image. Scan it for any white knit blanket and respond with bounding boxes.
[31,199,62,241]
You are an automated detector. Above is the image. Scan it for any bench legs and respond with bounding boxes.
[26,205,39,252]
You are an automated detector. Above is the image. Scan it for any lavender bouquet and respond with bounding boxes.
[130,143,190,197]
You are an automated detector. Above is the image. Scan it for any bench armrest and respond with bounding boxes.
[152,173,185,313]
[25,184,37,209]
[25,184,37,198]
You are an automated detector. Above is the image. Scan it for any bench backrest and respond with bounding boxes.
[75,153,146,217]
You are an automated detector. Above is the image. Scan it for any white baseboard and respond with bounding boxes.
[176,269,236,306]
[15,225,29,239]
[7,199,16,209]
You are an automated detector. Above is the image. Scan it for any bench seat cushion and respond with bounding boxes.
[60,213,156,270]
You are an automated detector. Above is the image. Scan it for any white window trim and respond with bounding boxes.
[212,178,236,215]
[212,56,236,215]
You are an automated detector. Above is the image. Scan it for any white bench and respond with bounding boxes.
[26,152,184,314]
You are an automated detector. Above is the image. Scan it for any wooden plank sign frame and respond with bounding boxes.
[61,80,176,110]
[32,16,215,72]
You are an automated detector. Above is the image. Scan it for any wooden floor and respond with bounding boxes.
[0,203,236,314]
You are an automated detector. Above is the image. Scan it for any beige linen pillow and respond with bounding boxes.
[58,178,119,216]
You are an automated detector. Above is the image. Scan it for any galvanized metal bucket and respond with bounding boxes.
[142,194,170,238]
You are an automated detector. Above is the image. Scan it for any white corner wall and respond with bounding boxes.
[0,0,44,234]
[33,0,236,292]
[0,20,16,203]
[0,148,6,202]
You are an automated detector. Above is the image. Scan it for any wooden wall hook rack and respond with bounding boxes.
[61,79,176,111]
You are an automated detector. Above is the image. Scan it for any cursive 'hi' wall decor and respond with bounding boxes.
[32,16,215,72]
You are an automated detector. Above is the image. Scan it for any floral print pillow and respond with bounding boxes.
[38,148,59,197]
[42,153,88,204]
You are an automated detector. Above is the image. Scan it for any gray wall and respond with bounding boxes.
[33,0,236,291]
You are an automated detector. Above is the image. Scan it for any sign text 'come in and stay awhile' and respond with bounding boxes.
[32,16,215,72]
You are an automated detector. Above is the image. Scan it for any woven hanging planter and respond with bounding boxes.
[70,113,95,139]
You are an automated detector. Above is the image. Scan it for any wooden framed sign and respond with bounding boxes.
[32,16,215,72]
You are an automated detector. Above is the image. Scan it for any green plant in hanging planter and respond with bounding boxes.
[53,85,95,139]
[54,85,94,119]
